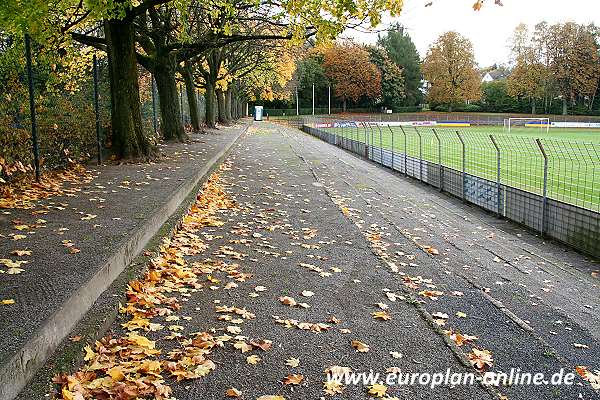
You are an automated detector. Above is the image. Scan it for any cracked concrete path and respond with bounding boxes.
[43,122,600,400]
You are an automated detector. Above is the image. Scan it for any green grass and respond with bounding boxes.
[326,125,600,212]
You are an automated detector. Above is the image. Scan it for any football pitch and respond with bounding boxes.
[326,125,600,211]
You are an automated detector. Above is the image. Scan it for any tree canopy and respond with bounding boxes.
[422,31,481,111]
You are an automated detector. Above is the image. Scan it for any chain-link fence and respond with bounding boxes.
[299,116,600,258]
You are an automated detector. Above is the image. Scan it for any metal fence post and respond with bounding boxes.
[536,139,549,236]
[378,125,384,165]
[364,123,369,158]
[457,131,466,201]
[389,126,395,170]
[24,33,40,182]
[92,54,101,165]
[490,135,502,217]
[432,129,442,191]
[399,125,408,177]
[370,124,374,160]
[415,127,423,182]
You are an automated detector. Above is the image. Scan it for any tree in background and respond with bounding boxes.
[378,24,422,107]
[422,31,481,111]
[296,51,329,108]
[546,22,600,115]
[368,46,405,111]
[321,42,382,111]
[481,81,521,113]
[506,24,547,114]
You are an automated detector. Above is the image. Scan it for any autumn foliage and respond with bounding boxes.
[320,43,382,111]
[422,32,481,110]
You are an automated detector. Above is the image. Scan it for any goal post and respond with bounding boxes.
[503,117,550,134]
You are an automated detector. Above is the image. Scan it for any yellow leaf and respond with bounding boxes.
[11,250,32,256]
[83,345,95,361]
[246,354,261,365]
[323,380,344,395]
[127,332,155,349]
[107,366,125,382]
[368,383,387,397]
[1,299,15,305]
[285,357,300,367]
[372,311,391,321]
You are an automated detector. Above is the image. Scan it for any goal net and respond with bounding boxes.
[503,118,550,134]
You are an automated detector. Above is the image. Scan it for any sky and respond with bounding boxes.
[349,0,600,67]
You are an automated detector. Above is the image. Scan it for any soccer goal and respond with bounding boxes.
[503,117,550,134]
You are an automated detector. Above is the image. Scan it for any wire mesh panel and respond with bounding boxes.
[300,117,600,257]
[541,139,600,213]
[461,132,501,212]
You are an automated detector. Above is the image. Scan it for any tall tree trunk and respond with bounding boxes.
[104,19,154,159]
[225,89,233,121]
[531,97,536,114]
[343,98,347,112]
[562,97,568,115]
[154,54,187,141]
[182,62,201,132]
[205,80,217,129]
[216,89,228,124]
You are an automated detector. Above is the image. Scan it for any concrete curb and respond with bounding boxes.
[0,124,248,400]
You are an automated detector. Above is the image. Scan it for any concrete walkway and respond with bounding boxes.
[22,122,600,399]
[0,124,247,400]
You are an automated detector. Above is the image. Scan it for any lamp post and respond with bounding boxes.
[328,85,331,115]
[312,84,315,115]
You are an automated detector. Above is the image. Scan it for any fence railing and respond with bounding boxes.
[299,116,600,259]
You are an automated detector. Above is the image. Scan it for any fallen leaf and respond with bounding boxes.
[351,340,370,353]
[468,348,493,370]
[10,250,32,256]
[323,380,344,395]
[226,388,242,397]
[286,358,300,368]
[368,383,387,397]
[283,374,304,385]
[246,354,261,365]
[250,339,272,351]
[372,311,391,321]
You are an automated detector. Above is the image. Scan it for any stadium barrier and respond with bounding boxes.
[299,117,600,259]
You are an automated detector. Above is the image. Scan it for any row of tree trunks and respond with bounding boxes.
[96,17,251,159]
